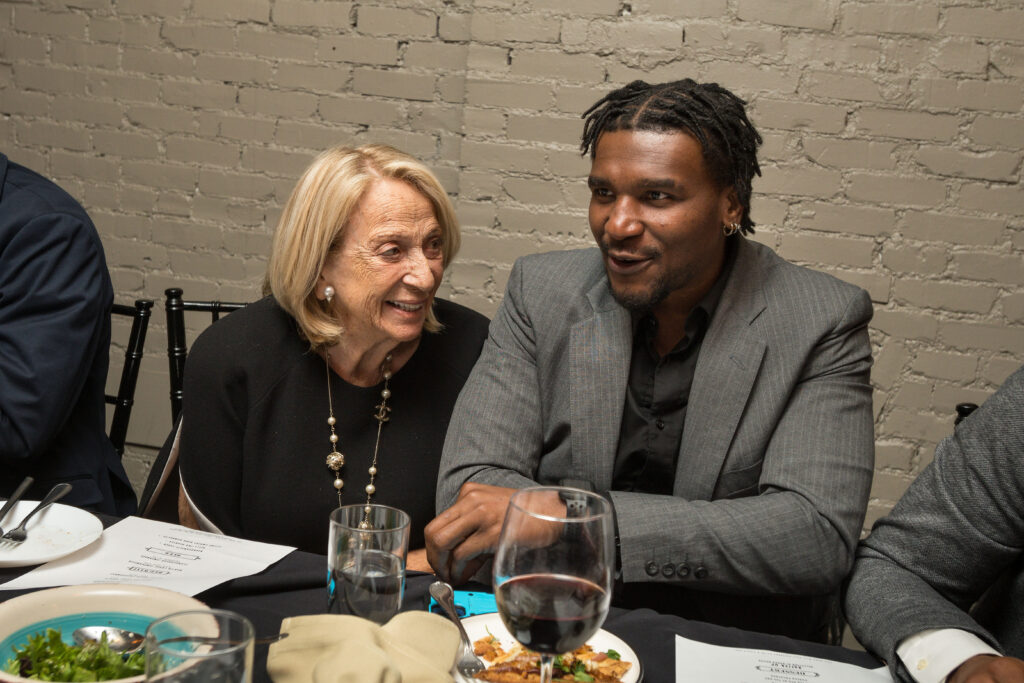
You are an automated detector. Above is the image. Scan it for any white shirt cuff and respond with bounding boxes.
[896,628,1000,683]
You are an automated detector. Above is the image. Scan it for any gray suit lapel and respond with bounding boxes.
[569,278,631,492]
[676,239,768,501]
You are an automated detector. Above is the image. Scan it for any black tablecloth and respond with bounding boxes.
[199,550,884,682]
[0,516,884,683]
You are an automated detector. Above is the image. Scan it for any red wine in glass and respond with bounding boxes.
[496,573,607,655]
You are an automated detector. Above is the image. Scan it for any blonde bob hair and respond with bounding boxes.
[266,143,460,349]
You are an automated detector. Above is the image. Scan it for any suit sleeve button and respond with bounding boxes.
[676,563,690,577]
[661,563,675,578]
[645,561,659,576]
[694,566,708,579]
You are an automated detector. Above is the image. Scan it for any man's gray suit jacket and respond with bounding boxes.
[438,237,875,638]
[845,364,1024,680]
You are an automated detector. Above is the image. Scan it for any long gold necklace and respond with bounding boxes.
[324,351,392,527]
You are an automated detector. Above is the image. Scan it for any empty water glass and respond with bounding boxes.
[327,503,410,624]
[144,609,253,682]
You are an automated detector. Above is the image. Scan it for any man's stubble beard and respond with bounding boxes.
[605,259,695,314]
[608,272,671,313]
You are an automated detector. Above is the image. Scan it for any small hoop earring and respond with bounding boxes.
[324,286,335,303]
[723,222,740,237]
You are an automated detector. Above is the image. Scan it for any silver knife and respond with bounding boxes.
[0,476,34,527]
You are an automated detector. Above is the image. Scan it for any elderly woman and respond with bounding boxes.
[177,144,489,568]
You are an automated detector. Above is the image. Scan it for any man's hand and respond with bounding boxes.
[425,483,518,585]
[950,655,1024,683]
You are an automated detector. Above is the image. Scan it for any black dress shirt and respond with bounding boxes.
[611,238,737,494]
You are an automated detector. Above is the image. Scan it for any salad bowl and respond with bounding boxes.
[0,584,208,682]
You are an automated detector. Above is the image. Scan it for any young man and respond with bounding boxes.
[426,80,874,641]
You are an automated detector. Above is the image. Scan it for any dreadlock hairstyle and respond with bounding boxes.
[581,79,763,234]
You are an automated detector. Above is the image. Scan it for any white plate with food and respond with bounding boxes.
[0,500,103,568]
[459,612,641,682]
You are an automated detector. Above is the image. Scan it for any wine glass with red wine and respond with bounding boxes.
[493,487,614,683]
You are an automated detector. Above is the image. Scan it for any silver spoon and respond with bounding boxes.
[72,626,290,654]
[429,580,486,679]
[73,626,145,654]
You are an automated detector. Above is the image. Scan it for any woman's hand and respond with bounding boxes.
[177,488,200,529]
[406,548,431,573]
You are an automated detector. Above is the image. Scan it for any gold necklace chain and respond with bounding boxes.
[324,352,393,527]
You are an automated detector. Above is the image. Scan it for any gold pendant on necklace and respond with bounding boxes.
[326,451,344,470]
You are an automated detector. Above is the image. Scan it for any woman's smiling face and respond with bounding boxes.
[320,177,444,348]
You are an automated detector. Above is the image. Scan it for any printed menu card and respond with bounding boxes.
[675,633,895,682]
[1,516,294,596]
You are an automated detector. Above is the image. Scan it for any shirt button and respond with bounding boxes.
[661,563,675,578]
[916,659,928,671]
[655,420,665,430]
[645,561,659,577]
[676,563,690,577]
[694,566,708,579]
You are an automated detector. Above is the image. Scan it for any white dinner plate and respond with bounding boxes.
[459,612,642,682]
[0,500,103,568]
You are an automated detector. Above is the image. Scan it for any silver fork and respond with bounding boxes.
[429,580,486,679]
[0,482,72,545]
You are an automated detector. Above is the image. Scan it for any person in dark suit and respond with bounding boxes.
[0,153,136,515]
[425,79,875,642]
[845,364,1024,683]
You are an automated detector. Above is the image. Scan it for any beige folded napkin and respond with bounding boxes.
[267,611,461,683]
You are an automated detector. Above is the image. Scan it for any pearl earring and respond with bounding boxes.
[324,286,335,302]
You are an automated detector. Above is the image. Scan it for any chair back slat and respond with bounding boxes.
[140,288,248,519]
[105,299,155,457]
[954,402,979,425]
[164,288,188,423]
[164,287,248,423]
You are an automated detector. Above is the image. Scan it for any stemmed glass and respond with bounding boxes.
[493,486,614,683]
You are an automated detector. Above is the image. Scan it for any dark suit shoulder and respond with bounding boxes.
[2,158,93,223]
[516,248,605,286]
[748,239,865,296]
[944,363,1024,472]
[0,158,103,257]
[744,238,872,326]
[511,249,606,307]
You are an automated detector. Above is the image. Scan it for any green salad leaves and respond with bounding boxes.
[3,628,145,681]
[553,654,594,681]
